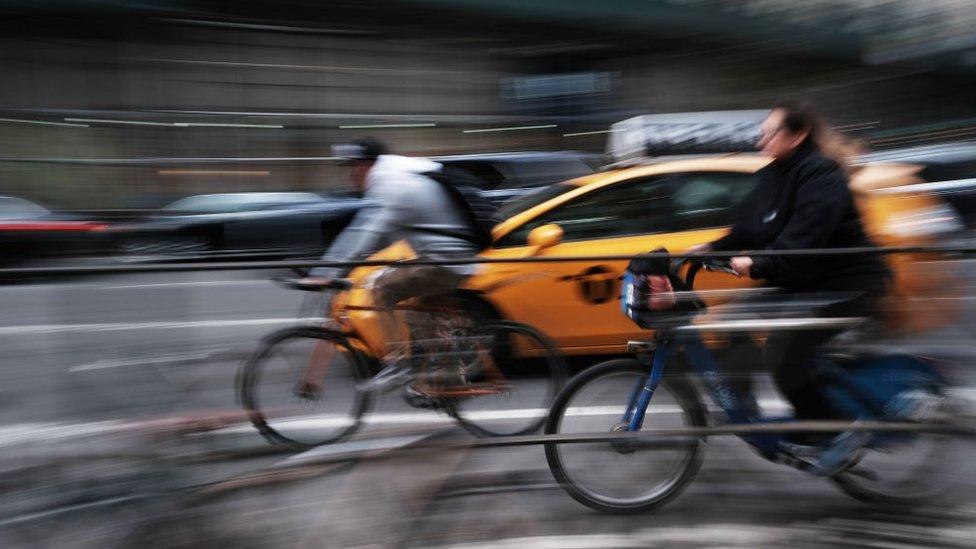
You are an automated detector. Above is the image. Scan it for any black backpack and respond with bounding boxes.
[421,166,500,250]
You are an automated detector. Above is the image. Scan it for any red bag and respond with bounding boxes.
[621,247,679,328]
[646,274,676,311]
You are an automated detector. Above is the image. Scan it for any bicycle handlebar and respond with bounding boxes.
[272,277,353,292]
[671,257,736,290]
[701,258,737,276]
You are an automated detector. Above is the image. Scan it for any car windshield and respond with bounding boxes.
[0,196,50,219]
[496,159,595,189]
[163,193,322,214]
[496,183,575,220]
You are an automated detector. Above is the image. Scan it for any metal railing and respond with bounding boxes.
[1,243,973,278]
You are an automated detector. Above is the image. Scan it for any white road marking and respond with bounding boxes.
[0,421,127,447]
[0,317,305,335]
[435,524,791,548]
[68,349,227,372]
[0,279,271,292]
[434,516,976,548]
[277,433,434,467]
[96,280,269,290]
[5,390,972,447]
[205,399,793,435]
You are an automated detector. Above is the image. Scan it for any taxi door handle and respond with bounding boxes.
[557,266,620,282]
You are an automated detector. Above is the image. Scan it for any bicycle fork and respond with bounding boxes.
[622,341,672,431]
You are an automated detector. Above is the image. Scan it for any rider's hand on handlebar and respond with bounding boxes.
[730,256,753,278]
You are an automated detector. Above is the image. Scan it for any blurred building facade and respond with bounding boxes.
[1,1,975,208]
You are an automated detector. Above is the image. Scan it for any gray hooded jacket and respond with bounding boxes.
[310,154,479,278]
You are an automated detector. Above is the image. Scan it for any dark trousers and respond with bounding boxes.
[371,265,469,355]
[762,284,886,420]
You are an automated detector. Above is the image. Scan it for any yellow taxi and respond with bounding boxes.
[336,153,960,357]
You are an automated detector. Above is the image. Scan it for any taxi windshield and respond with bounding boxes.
[496,183,574,220]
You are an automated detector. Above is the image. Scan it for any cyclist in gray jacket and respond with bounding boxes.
[298,138,479,397]
[308,138,478,281]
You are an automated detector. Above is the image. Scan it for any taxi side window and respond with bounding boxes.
[495,176,676,247]
[669,172,758,230]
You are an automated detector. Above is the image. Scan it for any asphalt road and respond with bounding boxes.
[1,265,975,547]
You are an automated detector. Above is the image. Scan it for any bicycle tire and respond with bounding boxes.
[545,359,707,514]
[446,321,567,437]
[831,393,968,508]
[238,326,373,450]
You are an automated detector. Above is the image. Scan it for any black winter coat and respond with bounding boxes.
[711,139,890,291]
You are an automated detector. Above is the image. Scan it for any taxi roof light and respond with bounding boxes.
[606,110,767,164]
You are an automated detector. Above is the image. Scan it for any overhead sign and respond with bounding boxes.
[606,110,767,162]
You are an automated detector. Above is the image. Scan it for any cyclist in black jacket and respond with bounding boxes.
[695,101,891,423]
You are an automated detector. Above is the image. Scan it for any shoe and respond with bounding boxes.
[886,389,945,422]
[776,435,863,477]
[357,353,412,393]
[401,384,441,410]
[808,427,869,477]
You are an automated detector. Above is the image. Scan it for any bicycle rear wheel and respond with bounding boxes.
[545,359,706,514]
[832,392,970,507]
[446,321,566,437]
[238,326,372,449]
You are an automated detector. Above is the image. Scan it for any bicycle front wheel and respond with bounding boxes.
[238,326,373,449]
[447,321,567,437]
[545,359,706,514]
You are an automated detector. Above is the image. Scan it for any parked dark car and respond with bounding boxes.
[109,152,597,262]
[0,195,110,264]
[436,151,599,205]
[110,192,367,259]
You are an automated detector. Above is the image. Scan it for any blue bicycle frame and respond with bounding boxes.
[617,258,946,459]
[621,330,783,456]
